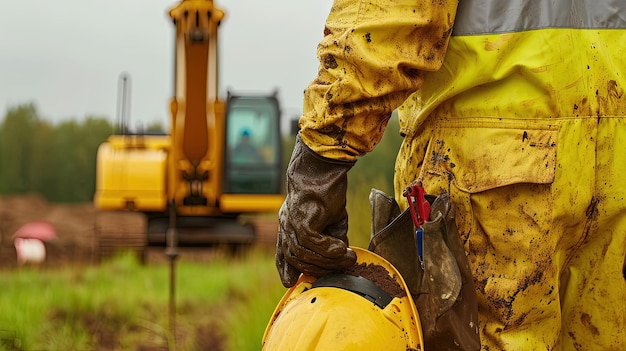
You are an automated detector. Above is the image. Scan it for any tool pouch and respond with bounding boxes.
[369,188,480,351]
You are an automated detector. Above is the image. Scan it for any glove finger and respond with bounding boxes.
[285,257,334,278]
[285,250,356,278]
[285,200,352,259]
[283,247,348,278]
[319,215,350,243]
[280,204,350,260]
[292,218,352,260]
[275,234,301,288]
[279,198,356,275]
[284,230,357,273]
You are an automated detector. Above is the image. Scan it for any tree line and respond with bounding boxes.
[0,102,403,204]
[0,103,168,203]
[0,103,116,202]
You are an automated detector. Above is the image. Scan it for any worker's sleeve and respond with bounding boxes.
[299,0,458,161]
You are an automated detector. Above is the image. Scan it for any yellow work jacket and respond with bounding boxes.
[299,0,626,162]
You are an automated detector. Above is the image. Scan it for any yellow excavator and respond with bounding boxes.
[93,0,284,260]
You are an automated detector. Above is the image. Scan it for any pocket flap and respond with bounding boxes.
[423,124,558,193]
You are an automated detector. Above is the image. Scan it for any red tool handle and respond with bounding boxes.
[403,182,431,227]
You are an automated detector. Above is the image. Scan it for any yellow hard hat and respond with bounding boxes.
[262,247,423,350]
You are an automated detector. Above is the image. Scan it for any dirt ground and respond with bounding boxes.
[0,193,278,269]
[0,193,278,350]
[0,193,97,268]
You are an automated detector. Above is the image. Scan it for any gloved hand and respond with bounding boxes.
[276,134,358,287]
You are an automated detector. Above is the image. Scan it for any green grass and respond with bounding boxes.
[0,184,392,351]
[0,115,402,351]
[0,250,286,351]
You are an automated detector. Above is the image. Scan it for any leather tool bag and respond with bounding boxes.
[368,186,481,351]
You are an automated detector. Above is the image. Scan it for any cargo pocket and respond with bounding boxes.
[418,122,559,238]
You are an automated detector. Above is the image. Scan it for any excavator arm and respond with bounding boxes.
[168,0,225,214]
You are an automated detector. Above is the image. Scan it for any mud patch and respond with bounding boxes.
[194,323,226,351]
[342,262,406,298]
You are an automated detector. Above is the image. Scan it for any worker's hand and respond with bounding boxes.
[276,134,357,288]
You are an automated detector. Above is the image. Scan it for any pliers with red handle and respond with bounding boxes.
[403,182,431,270]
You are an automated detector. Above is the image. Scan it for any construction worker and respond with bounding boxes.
[276,0,626,350]
[232,129,264,164]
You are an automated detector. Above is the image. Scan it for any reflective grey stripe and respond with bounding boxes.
[453,0,626,35]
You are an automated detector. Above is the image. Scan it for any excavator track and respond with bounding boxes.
[95,211,147,263]
[95,211,279,264]
[249,215,279,250]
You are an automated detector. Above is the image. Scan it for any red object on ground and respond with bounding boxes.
[13,220,57,241]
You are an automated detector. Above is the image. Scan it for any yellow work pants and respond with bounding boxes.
[395,116,626,350]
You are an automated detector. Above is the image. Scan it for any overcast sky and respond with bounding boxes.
[0,0,333,130]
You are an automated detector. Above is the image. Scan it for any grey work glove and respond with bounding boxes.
[276,134,357,288]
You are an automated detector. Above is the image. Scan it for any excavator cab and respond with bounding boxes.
[224,93,282,195]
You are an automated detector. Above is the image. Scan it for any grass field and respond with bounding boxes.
[0,115,403,351]
[0,249,285,351]
[0,180,394,351]
[0,179,389,351]
[0,185,393,351]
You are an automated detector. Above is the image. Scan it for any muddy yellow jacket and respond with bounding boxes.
[299,0,626,161]
[298,1,626,350]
